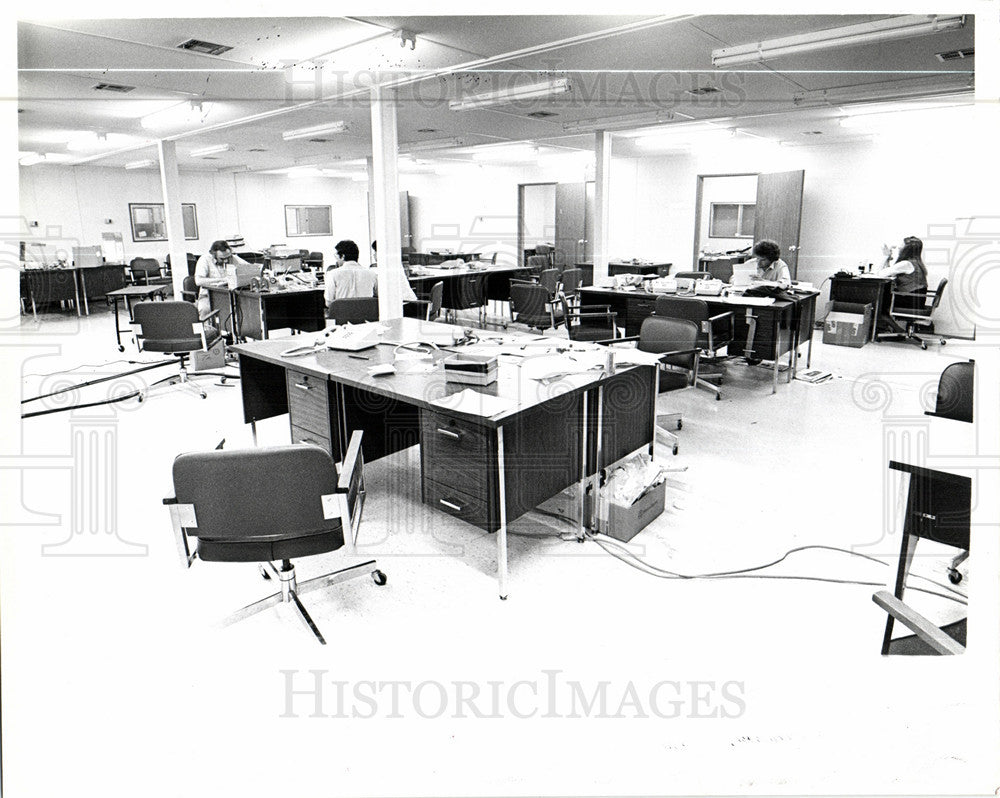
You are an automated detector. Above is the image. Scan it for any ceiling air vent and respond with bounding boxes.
[527,111,558,119]
[307,138,337,143]
[802,131,823,136]
[93,82,136,93]
[248,148,267,153]
[177,39,234,56]
[936,48,974,62]
[416,128,439,133]
[686,86,721,96]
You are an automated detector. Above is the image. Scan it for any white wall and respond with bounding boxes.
[521,183,556,248]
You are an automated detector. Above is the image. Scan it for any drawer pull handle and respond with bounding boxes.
[294,382,312,391]
[439,499,463,512]
[299,438,316,445]
[436,427,462,441]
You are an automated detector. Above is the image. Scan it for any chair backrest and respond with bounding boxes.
[654,295,708,325]
[927,360,974,423]
[509,283,551,322]
[538,268,560,296]
[927,277,948,312]
[186,253,199,276]
[565,299,617,342]
[326,296,379,323]
[129,257,162,282]
[181,275,198,303]
[673,271,711,281]
[638,316,699,371]
[560,268,583,296]
[305,252,324,268]
[171,444,344,546]
[133,300,205,353]
[427,281,444,321]
[526,254,549,272]
[534,244,552,256]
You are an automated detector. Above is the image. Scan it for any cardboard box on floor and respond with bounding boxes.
[605,481,666,542]
[823,301,873,348]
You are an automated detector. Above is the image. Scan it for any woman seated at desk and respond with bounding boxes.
[875,235,928,333]
[750,240,791,287]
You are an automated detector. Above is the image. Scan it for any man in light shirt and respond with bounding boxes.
[324,240,376,304]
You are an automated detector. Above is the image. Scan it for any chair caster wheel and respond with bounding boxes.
[118,345,125,353]
[940,340,947,345]
[372,570,387,586]
[948,569,962,585]
[716,394,721,401]
[676,420,682,430]
[672,445,679,456]
[921,343,927,350]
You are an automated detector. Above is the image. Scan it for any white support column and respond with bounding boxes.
[158,140,188,299]
[593,131,612,281]
[370,85,403,320]
[366,156,376,255]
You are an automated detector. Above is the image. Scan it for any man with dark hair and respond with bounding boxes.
[193,239,250,317]
[751,239,791,286]
[325,239,376,303]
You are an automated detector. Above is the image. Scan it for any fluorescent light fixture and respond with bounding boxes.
[125,159,157,170]
[190,143,234,157]
[634,128,735,149]
[66,132,136,152]
[281,120,348,141]
[562,109,691,134]
[449,78,571,111]
[399,137,467,153]
[470,144,539,162]
[839,97,972,118]
[19,152,45,166]
[712,15,965,67]
[839,103,974,129]
[140,100,208,130]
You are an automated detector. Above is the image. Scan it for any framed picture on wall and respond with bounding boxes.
[285,205,333,237]
[128,203,199,241]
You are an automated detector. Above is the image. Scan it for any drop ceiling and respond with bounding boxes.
[17,14,976,172]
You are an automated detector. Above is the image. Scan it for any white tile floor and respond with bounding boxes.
[4,303,998,796]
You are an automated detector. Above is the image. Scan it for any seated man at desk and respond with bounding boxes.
[325,240,376,303]
[194,240,251,317]
[750,240,792,287]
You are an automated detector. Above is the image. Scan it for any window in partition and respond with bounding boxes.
[285,205,333,237]
[128,203,199,241]
[708,202,755,238]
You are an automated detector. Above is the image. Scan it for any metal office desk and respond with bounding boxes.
[408,263,529,307]
[105,285,169,351]
[579,286,819,393]
[208,284,326,341]
[830,275,893,341]
[231,319,656,598]
[575,262,670,284]
[20,265,126,317]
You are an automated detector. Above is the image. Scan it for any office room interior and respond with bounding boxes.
[3,6,999,798]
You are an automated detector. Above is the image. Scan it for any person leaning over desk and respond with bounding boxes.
[751,240,792,287]
[875,235,929,333]
[194,239,250,317]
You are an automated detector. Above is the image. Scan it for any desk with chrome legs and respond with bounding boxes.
[231,319,656,598]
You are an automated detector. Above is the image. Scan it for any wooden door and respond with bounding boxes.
[754,170,805,277]
[555,182,587,269]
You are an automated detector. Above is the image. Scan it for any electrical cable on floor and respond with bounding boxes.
[587,533,968,606]
[22,390,142,419]
[22,359,146,378]
[21,360,177,404]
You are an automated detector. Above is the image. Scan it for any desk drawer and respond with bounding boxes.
[423,477,491,529]
[290,423,333,454]
[285,370,330,435]
[421,411,490,459]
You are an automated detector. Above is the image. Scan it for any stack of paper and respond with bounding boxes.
[429,389,517,418]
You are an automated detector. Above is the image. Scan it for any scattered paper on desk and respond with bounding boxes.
[721,295,775,306]
[430,389,517,418]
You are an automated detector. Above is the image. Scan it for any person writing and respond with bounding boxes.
[193,240,250,317]
[750,240,791,287]
[324,240,376,303]
[876,235,928,333]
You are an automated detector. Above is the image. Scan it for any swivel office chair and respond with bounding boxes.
[326,297,379,324]
[305,251,324,270]
[449,272,487,326]
[181,275,198,304]
[128,257,170,287]
[525,254,550,275]
[601,316,700,455]
[509,283,566,333]
[654,296,734,400]
[560,267,584,309]
[872,460,970,655]
[924,359,974,583]
[164,433,386,645]
[132,300,226,399]
[876,278,948,349]
[426,281,444,322]
[563,298,619,342]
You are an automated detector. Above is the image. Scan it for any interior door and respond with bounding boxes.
[555,182,587,269]
[754,170,805,277]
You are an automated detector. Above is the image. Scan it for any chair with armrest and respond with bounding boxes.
[873,460,970,655]
[654,296,733,400]
[127,257,170,287]
[602,316,700,455]
[509,283,566,333]
[132,300,226,399]
[181,275,198,304]
[560,267,584,308]
[304,251,324,270]
[563,297,619,342]
[164,433,386,645]
[876,278,948,349]
[426,281,444,322]
[326,297,379,324]
[924,359,974,583]
[525,254,550,275]
[449,272,487,326]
